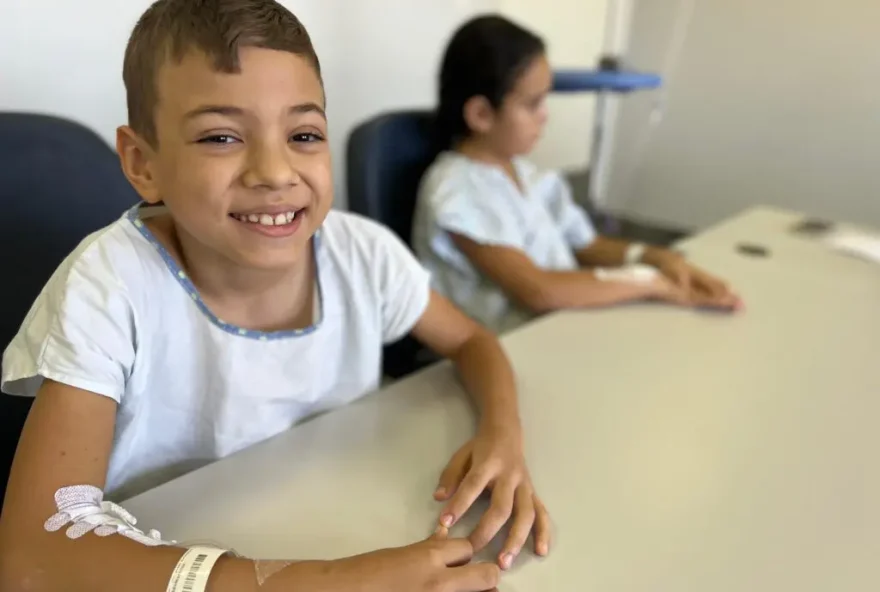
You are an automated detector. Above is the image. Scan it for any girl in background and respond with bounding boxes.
[412,15,742,333]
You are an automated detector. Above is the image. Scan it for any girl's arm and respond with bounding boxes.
[449,233,683,312]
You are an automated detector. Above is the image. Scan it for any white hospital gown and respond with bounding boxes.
[412,152,596,333]
[2,207,430,500]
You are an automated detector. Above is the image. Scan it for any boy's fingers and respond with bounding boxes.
[469,479,515,552]
[440,469,490,529]
[499,489,535,569]
[435,445,471,501]
[445,562,501,592]
[435,536,475,566]
[533,497,552,556]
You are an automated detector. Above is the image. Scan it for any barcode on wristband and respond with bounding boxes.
[167,547,226,592]
[182,554,208,592]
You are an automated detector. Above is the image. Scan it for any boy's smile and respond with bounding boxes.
[229,205,305,238]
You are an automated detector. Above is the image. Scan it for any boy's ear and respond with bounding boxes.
[116,126,162,204]
[462,95,495,135]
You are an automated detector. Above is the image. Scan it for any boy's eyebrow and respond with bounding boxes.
[183,103,326,121]
[290,102,326,120]
[183,105,245,120]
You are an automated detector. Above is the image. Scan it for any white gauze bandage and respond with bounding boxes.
[594,263,659,284]
[44,485,172,546]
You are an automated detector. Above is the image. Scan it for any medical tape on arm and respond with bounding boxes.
[43,486,220,591]
[44,485,172,546]
[44,485,295,588]
[253,560,295,586]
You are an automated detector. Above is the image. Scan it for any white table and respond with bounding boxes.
[125,207,880,591]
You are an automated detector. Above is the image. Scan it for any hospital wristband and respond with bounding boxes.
[624,242,647,265]
[166,546,228,592]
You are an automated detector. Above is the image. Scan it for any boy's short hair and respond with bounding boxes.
[124,0,322,146]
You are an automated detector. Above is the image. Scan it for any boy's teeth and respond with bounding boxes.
[234,210,299,226]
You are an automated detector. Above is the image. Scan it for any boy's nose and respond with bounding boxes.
[242,142,300,189]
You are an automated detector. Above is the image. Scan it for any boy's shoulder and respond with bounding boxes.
[321,208,392,235]
[47,210,156,290]
[318,210,429,322]
[319,209,407,255]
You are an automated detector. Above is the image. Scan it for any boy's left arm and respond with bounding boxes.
[410,291,551,569]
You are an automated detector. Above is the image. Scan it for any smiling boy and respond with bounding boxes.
[0,2,548,591]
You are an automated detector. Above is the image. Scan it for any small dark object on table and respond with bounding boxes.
[736,243,770,257]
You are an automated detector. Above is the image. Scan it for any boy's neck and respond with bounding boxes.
[150,214,316,332]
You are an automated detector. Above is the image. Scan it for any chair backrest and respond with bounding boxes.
[345,110,440,378]
[0,113,138,507]
[346,110,438,246]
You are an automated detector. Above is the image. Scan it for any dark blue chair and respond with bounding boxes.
[0,113,139,509]
[346,110,440,378]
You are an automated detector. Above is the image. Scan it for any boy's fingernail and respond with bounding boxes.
[538,543,549,555]
[501,553,514,568]
[435,487,446,496]
[441,514,454,527]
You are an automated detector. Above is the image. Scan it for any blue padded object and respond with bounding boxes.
[347,110,437,246]
[0,113,139,510]
[553,69,662,93]
[346,111,440,378]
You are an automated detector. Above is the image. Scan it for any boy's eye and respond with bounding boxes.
[290,132,325,143]
[198,135,240,145]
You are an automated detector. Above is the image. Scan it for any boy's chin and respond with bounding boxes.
[233,240,313,271]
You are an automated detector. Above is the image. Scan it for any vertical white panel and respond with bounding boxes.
[608,0,880,229]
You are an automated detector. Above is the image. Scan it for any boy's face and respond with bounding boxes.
[120,47,331,271]
[487,54,552,157]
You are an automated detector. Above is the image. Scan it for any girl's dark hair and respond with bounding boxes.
[435,15,545,149]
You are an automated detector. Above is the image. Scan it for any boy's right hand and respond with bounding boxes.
[285,527,500,592]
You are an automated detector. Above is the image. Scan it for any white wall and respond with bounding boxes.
[0,0,496,208]
[606,0,880,230]
[1,0,145,146]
